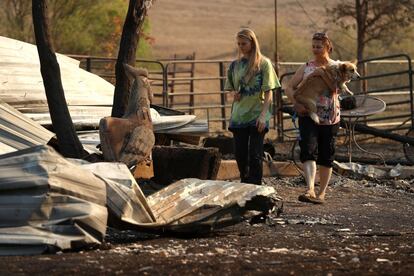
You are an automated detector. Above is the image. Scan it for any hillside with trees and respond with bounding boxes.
[0,0,152,58]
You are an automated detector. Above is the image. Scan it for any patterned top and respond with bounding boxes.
[303,60,340,125]
[224,57,280,130]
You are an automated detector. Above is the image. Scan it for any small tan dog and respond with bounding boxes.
[294,60,360,124]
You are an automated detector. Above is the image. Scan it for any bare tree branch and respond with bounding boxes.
[327,0,414,60]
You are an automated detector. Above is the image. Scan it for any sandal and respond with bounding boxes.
[298,193,324,204]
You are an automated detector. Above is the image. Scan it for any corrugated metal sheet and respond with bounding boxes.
[0,36,113,110]
[81,162,156,224]
[0,100,54,155]
[83,163,280,233]
[0,35,208,134]
[0,145,108,255]
[145,178,279,232]
[0,145,280,254]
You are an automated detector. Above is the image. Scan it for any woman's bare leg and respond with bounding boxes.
[303,160,316,197]
[317,165,332,200]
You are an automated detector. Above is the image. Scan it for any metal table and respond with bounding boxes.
[341,95,386,164]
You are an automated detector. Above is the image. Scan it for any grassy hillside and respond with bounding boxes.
[147,0,340,60]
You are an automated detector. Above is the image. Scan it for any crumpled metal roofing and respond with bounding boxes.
[87,163,280,233]
[0,145,280,255]
[0,36,114,110]
[0,100,54,155]
[0,145,107,255]
[0,35,207,134]
[145,178,280,233]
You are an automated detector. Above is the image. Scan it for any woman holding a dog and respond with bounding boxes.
[285,32,340,203]
[224,28,280,185]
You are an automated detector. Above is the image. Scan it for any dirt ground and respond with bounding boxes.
[1,171,413,275]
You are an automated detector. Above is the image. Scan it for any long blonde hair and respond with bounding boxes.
[237,28,263,83]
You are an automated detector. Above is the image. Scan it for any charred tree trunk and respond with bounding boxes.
[32,0,85,158]
[112,0,149,118]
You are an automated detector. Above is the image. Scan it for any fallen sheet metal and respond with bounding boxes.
[0,145,280,255]
[0,145,108,255]
[0,99,106,156]
[0,100,54,155]
[333,161,404,178]
[0,35,207,134]
[80,162,156,225]
[0,36,113,111]
[145,178,280,233]
[83,163,280,233]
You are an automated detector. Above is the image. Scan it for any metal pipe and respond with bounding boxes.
[219,62,227,130]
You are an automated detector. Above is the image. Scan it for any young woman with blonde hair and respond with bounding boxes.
[224,28,280,184]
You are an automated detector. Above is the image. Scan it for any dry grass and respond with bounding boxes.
[148,0,339,60]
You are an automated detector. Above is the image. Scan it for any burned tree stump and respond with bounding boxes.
[99,64,155,170]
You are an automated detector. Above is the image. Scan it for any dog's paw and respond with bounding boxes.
[263,151,273,163]
[341,84,354,95]
[344,87,354,95]
[309,113,320,124]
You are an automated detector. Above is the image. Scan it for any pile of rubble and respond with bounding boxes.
[0,36,281,255]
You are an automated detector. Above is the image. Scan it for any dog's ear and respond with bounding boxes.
[350,59,358,65]
[340,63,347,73]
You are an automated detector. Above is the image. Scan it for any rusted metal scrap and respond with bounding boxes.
[99,64,155,168]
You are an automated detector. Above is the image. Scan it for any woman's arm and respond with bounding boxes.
[256,90,272,133]
[224,61,242,103]
[285,64,308,114]
[285,64,305,103]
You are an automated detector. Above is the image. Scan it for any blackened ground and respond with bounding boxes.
[1,173,413,275]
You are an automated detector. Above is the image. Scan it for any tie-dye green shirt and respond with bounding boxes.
[224,57,280,130]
